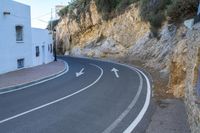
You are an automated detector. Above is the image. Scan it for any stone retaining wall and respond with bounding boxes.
[185,24,200,133]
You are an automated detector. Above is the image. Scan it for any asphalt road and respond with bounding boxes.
[0,56,152,133]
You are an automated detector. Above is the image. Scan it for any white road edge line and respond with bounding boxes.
[0,60,69,95]
[69,56,151,133]
[0,63,103,124]
[102,68,143,133]
[123,68,151,133]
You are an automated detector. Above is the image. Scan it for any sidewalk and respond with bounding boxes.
[0,60,66,90]
[146,99,191,133]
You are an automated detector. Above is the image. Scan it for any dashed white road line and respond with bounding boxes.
[0,63,103,124]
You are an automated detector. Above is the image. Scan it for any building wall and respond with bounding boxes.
[0,0,32,74]
[32,28,54,66]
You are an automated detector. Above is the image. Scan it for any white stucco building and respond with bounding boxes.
[0,0,54,74]
[32,28,54,66]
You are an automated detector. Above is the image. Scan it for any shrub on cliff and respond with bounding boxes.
[166,0,199,22]
[59,0,199,23]
[139,0,171,36]
[58,0,89,17]
[58,0,139,19]
[58,6,69,17]
[94,0,136,19]
[47,19,59,30]
[58,0,199,37]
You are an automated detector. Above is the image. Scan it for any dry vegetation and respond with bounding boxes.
[58,0,198,36]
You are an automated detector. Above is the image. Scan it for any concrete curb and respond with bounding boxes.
[0,59,68,94]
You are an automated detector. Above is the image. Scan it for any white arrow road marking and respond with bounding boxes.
[64,56,151,133]
[76,68,84,77]
[111,68,119,78]
[0,63,103,124]
[103,68,143,133]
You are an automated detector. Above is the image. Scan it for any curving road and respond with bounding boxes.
[0,56,152,133]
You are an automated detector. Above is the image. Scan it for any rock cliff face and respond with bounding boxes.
[55,0,190,97]
[56,1,149,57]
[56,1,200,131]
[184,24,200,132]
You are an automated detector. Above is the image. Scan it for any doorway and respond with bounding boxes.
[42,45,45,64]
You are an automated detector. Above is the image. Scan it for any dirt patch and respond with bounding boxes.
[119,58,190,133]
[145,99,190,133]
[148,68,174,99]
[193,47,200,87]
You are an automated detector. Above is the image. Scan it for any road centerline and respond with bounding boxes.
[0,63,103,125]
[123,68,151,133]
[66,56,152,133]
[102,67,143,133]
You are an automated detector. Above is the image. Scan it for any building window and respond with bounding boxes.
[16,25,23,42]
[36,46,40,57]
[50,44,53,53]
[17,58,24,69]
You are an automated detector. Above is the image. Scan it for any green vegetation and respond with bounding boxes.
[58,0,199,36]
[47,19,59,30]
[58,0,140,19]
[166,0,198,22]
[142,0,170,26]
[58,0,91,23]
[140,0,171,36]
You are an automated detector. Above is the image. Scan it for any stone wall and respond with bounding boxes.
[185,23,200,133]
[161,23,200,132]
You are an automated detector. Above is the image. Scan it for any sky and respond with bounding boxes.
[14,0,70,29]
